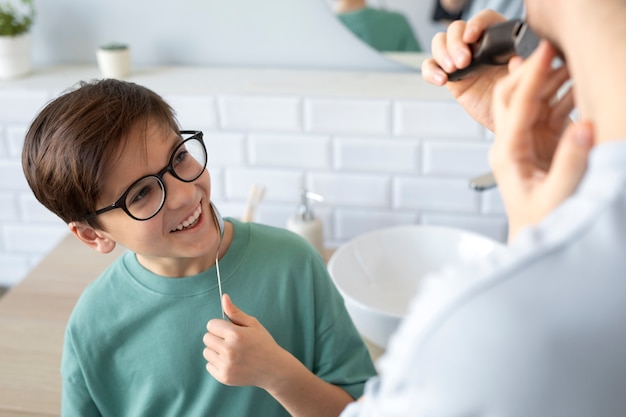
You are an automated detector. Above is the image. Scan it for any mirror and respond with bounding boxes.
[326,0,525,71]
[326,0,446,70]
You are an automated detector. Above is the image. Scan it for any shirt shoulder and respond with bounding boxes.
[359,169,626,415]
[66,251,135,328]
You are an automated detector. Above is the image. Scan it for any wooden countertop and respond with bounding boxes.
[0,234,125,416]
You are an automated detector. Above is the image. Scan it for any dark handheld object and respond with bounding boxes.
[448,19,540,81]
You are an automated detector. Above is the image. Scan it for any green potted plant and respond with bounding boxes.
[96,42,131,79]
[0,0,34,79]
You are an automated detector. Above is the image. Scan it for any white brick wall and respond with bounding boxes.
[0,68,508,287]
[393,100,487,139]
[0,89,59,286]
[249,134,331,170]
[334,137,419,173]
[304,99,391,135]
[219,95,302,132]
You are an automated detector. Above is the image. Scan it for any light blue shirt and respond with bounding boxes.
[342,141,626,416]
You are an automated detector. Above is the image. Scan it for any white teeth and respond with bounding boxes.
[172,205,202,232]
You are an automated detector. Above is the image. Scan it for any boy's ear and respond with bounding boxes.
[68,222,117,254]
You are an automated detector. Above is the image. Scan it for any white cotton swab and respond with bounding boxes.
[210,202,226,319]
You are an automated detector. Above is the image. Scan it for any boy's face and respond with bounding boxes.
[90,119,218,277]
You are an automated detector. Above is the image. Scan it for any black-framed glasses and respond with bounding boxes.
[90,130,207,221]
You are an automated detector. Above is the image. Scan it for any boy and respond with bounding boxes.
[22,79,376,417]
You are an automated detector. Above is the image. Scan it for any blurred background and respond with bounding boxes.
[0,0,507,288]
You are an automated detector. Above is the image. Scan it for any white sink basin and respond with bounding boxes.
[328,225,506,348]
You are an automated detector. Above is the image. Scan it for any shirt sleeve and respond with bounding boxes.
[309,254,378,400]
[61,327,102,417]
[398,17,421,52]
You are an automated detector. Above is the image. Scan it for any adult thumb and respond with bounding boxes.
[222,294,254,327]
[546,120,594,202]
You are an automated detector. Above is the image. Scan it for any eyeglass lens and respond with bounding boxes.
[125,136,206,220]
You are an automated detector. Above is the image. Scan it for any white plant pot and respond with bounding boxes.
[0,33,32,80]
[96,47,131,79]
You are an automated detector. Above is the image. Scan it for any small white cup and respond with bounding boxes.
[96,46,131,79]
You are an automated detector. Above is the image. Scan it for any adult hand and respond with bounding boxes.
[421,9,507,130]
[491,40,594,242]
[203,294,290,389]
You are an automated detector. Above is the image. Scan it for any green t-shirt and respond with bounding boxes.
[61,219,376,416]
[338,8,421,52]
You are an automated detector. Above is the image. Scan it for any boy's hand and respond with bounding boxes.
[421,9,508,130]
[204,295,356,416]
[203,294,290,389]
[491,40,593,242]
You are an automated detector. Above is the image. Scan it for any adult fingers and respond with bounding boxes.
[421,56,449,86]
[505,53,570,117]
[506,42,554,111]
[463,9,508,44]
[544,121,594,203]
[548,86,575,132]
[508,41,557,110]
[499,41,558,140]
[490,73,520,175]
[541,65,570,102]
[446,20,472,69]
[492,55,526,130]
[507,56,524,72]
[425,27,459,75]
[490,50,543,169]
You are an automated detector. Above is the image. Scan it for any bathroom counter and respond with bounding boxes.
[0,234,125,416]
[0,64,450,100]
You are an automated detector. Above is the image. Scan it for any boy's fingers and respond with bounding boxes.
[221,294,254,327]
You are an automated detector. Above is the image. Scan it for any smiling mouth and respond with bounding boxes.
[171,204,202,232]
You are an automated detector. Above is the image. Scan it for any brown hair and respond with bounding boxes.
[22,79,179,230]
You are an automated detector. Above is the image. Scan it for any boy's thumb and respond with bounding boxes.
[222,294,253,327]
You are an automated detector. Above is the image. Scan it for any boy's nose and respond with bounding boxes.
[163,174,197,210]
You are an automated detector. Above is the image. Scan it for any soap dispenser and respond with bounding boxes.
[286,189,325,256]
